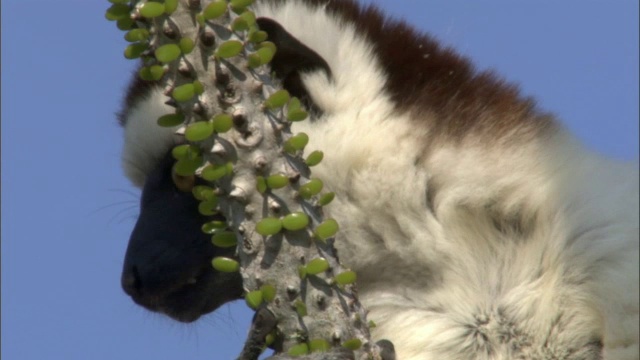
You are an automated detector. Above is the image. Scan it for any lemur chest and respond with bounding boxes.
[335,219,604,360]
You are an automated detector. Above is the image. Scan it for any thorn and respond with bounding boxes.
[164,99,178,108]
[229,187,247,202]
[253,156,267,171]
[286,285,298,297]
[288,172,301,184]
[163,24,177,39]
[244,204,255,216]
[268,199,281,213]
[200,31,216,47]
[315,294,326,308]
[215,68,230,87]
[332,331,342,342]
[192,102,206,116]
[232,112,247,129]
[178,62,191,77]
[211,142,226,156]
[175,126,187,135]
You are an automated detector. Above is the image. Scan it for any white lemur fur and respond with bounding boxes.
[119,1,639,359]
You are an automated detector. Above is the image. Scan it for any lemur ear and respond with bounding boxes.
[256,17,331,115]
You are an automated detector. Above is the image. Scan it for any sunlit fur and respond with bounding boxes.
[121,1,639,358]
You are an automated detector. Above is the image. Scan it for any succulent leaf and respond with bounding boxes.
[211,257,240,272]
[282,212,309,231]
[305,258,329,275]
[211,231,238,248]
[139,2,165,18]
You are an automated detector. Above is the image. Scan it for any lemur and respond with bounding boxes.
[118,1,639,359]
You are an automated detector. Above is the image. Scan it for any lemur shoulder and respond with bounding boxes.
[118,1,639,359]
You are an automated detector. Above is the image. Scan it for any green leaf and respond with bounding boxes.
[124,28,149,42]
[298,265,307,279]
[299,178,323,199]
[192,185,215,201]
[305,151,324,167]
[260,284,276,302]
[195,13,205,26]
[256,176,267,194]
[139,2,165,18]
[213,114,233,133]
[230,0,254,9]
[185,121,214,142]
[157,113,184,127]
[139,65,166,81]
[198,199,219,216]
[124,43,148,59]
[231,0,254,6]
[264,89,290,109]
[247,53,262,69]
[172,83,195,102]
[248,30,268,43]
[255,45,275,65]
[201,220,226,234]
[211,231,237,248]
[201,163,229,181]
[116,18,135,31]
[239,11,257,27]
[211,257,240,272]
[231,17,249,32]
[265,333,276,346]
[294,300,307,317]
[287,343,309,357]
[341,339,362,351]
[282,212,309,231]
[173,156,202,176]
[256,217,282,236]
[245,290,263,310]
[266,174,289,189]
[203,1,228,20]
[309,339,330,353]
[105,4,130,21]
[154,43,182,63]
[287,97,302,112]
[334,270,357,285]
[259,41,276,54]
[179,37,195,54]
[318,192,335,206]
[193,80,204,95]
[138,67,154,81]
[283,133,309,153]
[287,109,308,122]
[215,40,243,59]
[314,219,339,241]
[164,0,179,14]
[305,258,329,275]
[171,144,200,160]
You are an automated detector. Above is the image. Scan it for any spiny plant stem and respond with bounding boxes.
[106,1,385,358]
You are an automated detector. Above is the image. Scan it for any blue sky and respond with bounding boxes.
[2,1,637,360]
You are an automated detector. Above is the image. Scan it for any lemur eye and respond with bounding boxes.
[171,168,195,192]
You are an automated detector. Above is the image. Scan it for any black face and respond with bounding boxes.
[120,18,329,323]
[121,153,243,322]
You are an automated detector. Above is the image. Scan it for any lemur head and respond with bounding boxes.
[119,17,329,322]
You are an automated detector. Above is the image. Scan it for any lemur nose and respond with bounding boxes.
[121,265,142,297]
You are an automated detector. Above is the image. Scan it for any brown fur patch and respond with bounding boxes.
[266,0,555,143]
[118,69,159,127]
